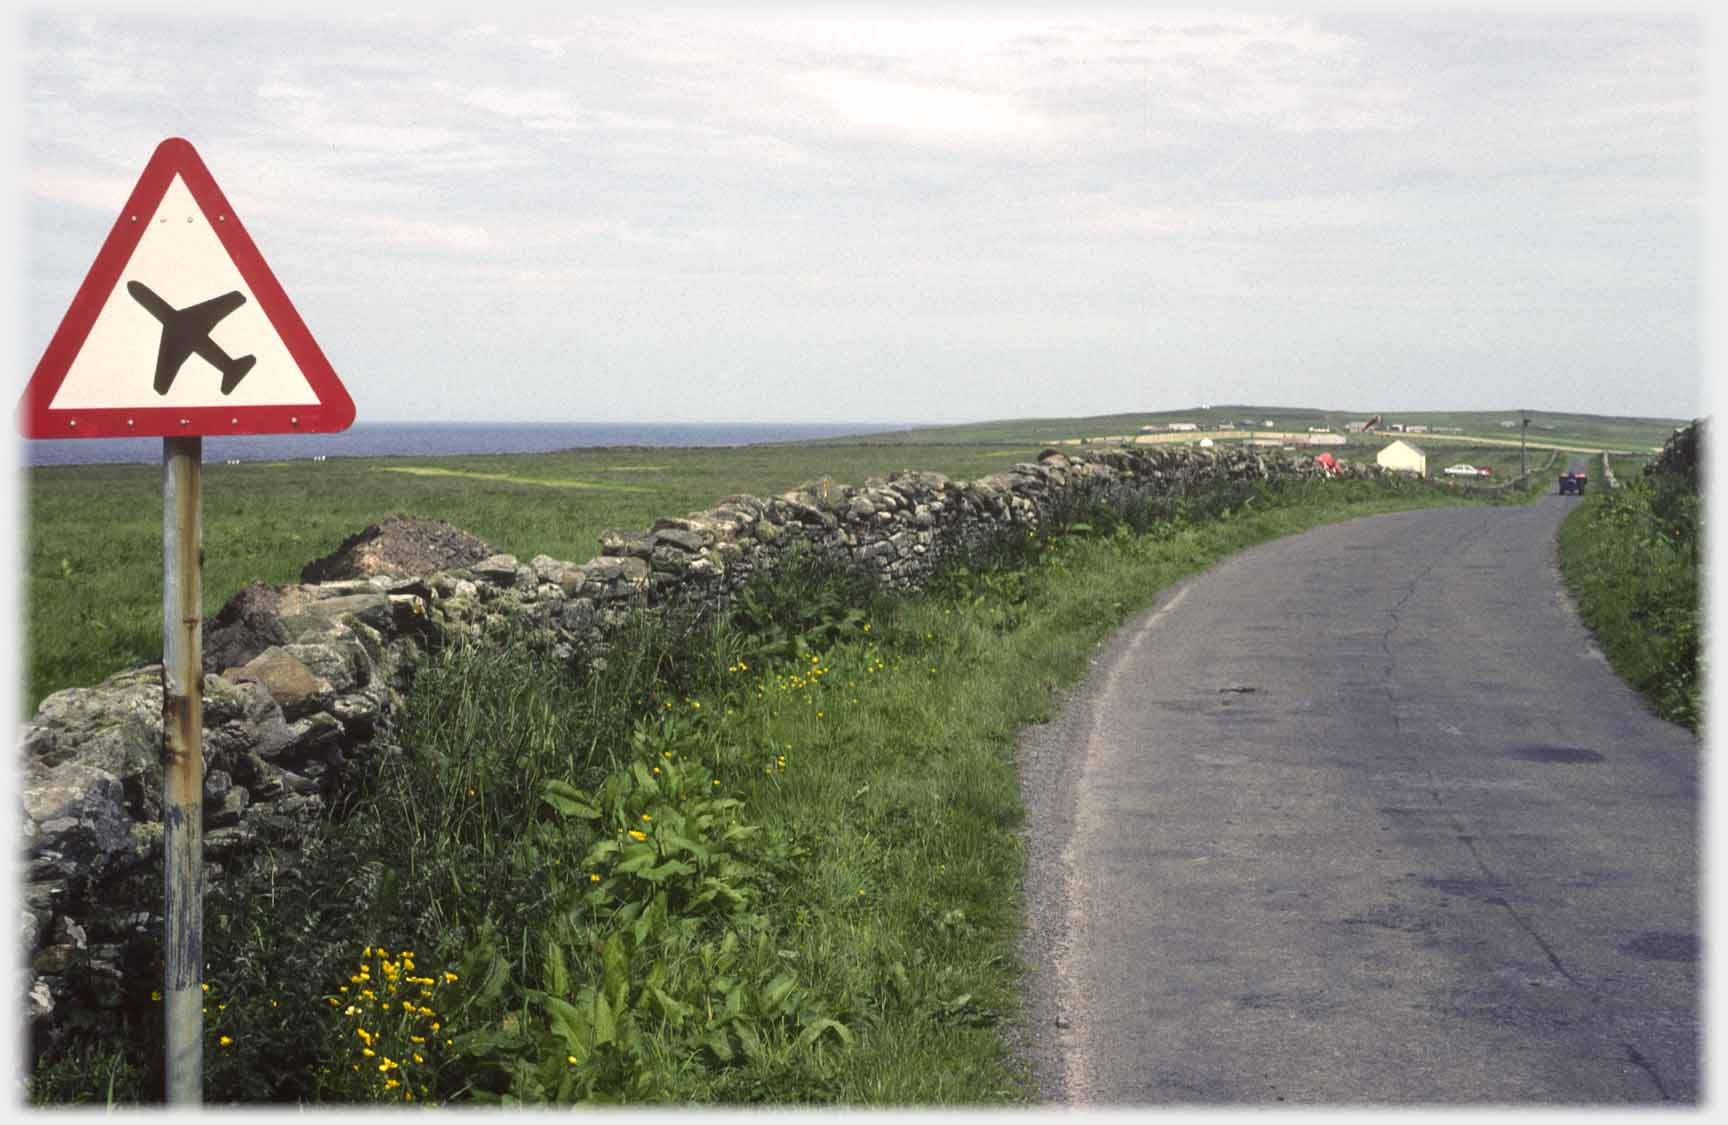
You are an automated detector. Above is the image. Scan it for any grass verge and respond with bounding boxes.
[1556,468,1702,730]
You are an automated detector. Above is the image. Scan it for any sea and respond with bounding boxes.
[18,421,901,468]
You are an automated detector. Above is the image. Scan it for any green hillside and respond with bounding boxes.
[838,407,1689,454]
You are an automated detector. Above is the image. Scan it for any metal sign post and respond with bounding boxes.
[17,138,355,1104]
[161,435,205,1104]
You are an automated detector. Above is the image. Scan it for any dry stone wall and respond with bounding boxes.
[17,443,1374,1052]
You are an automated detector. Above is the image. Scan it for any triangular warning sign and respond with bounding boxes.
[18,137,355,439]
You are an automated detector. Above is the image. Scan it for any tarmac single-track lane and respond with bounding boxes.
[1015,492,1699,1105]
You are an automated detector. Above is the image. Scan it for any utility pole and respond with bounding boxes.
[1520,411,1530,478]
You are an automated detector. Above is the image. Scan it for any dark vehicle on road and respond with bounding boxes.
[1558,471,1588,495]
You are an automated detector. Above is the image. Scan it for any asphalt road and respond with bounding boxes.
[1015,488,1699,1105]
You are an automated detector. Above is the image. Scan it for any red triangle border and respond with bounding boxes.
[17,137,355,440]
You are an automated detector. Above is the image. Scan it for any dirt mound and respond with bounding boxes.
[300,515,498,584]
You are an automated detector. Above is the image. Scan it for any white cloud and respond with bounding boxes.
[16,6,1705,423]
[28,167,136,212]
[783,69,1059,149]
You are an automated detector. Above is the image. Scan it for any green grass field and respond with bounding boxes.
[19,442,1046,713]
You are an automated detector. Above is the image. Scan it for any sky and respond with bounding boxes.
[9,2,1712,429]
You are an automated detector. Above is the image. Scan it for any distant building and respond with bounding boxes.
[1167,422,1199,432]
[1305,433,1346,446]
[1307,426,1332,433]
[1263,420,1276,428]
[1198,437,1215,448]
[1499,420,1517,428]
[1377,439,1427,475]
[1405,425,1429,434]
[1344,421,1369,433]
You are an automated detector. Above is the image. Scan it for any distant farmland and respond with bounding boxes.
[835,406,1685,454]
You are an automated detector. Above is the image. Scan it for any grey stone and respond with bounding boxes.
[277,591,394,643]
[283,640,368,696]
[203,582,290,674]
[24,764,131,880]
[600,529,654,559]
[650,527,706,553]
[560,599,598,633]
[226,648,332,721]
[650,546,693,574]
[471,554,527,585]
[22,672,162,776]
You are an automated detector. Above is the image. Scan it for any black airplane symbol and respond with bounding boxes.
[125,280,257,396]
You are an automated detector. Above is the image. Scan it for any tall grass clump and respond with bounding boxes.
[1558,467,1703,729]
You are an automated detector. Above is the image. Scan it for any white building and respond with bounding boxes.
[1305,432,1346,446]
[1167,422,1199,432]
[1377,439,1427,475]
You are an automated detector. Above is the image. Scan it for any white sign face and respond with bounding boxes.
[47,175,321,412]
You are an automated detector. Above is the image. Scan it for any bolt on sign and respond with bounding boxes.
[17,137,356,1104]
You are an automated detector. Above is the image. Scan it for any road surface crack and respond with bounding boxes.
[1427,772,1581,986]
[1380,515,1494,733]
[1622,1043,1673,1101]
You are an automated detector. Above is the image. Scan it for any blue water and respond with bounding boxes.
[20,421,899,467]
